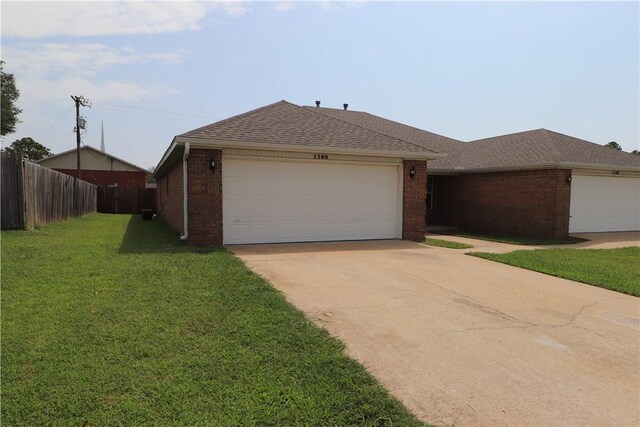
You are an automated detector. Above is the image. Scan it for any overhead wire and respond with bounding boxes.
[41,132,75,144]
[38,106,74,140]
[83,115,185,131]
[91,100,221,121]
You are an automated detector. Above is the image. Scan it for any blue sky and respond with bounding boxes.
[2,1,638,169]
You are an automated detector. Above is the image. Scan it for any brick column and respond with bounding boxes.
[402,160,427,241]
[187,149,222,246]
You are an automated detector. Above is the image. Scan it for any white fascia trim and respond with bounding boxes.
[557,161,640,172]
[436,162,640,175]
[153,138,179,178]
[175,136,446,161]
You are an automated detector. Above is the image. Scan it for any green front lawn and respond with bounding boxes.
[442,231,587,246]
[1,214,423,426]
[424,238,473,249]
[470,247,640,296]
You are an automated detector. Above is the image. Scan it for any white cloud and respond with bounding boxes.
[272,2,295,13]
[2,43,182,108]
[4,43,182,78]
[22,76,180,105]
[1,1,250,39]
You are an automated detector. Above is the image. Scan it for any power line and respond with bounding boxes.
[92,105,207,124]
[92,100,220,121]
[84,116,184,131]
[38,106,74,141]
[41,132,75,144]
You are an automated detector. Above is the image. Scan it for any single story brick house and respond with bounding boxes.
[154,100,640,245]
[154,101,441,245]
[38,145,149,189]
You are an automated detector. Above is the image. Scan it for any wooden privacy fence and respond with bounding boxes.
[1,152,97,230]
[97,187,156,214]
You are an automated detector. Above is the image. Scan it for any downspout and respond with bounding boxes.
[180,142,190,240]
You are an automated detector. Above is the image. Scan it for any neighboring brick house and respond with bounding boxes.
[310,108,640,239]
[154,100,640,246]
[38,146,149,188]
[154,100,439,245]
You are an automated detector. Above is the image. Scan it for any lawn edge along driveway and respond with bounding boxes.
[470,247,640,296]
[1,214,425,426]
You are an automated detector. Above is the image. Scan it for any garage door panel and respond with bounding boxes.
[223,158,400,244]
[570,175,640,233]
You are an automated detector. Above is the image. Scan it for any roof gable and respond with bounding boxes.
[38,145,148,172]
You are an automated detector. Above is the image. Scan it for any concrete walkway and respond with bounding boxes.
[231,240,640,426]
[427,231,640,254]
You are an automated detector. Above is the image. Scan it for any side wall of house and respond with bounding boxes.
[430,169,571,239]
[156,159,184,235]
[403,160,428,241]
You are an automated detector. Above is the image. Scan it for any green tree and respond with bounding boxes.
[632,150,640,156]
[604,141,622,151]
[1,61,22,136]
[5,137,52,161]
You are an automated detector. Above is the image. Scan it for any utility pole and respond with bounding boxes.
[71,95,90,216]
[71,95,90,180]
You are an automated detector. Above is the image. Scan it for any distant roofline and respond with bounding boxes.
[37,145,149,173]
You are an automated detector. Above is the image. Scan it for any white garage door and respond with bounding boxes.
[569,174,640,233]
[223,158,400,244]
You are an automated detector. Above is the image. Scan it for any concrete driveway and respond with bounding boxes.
[231,240,640,426]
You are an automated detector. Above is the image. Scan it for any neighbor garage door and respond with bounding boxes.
[569,174,640,233]
[223,157,400,244]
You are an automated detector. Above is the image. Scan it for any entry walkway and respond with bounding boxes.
[426,231,640,254]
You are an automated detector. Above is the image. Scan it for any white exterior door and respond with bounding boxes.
[223,158,401,244]
[569,174,640,233]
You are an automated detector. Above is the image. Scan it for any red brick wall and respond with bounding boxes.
[54,169,147,188]
[156,159,184,235]
[186,149,222,246]
[430,169,571,239]
[402,160,427,241]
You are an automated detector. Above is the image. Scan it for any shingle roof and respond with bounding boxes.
[302,106,464,154]
[179,100,437,154]
[449,129,640,170]
[173,101,639,172]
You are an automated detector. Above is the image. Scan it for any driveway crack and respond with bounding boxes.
[373,258,627,334]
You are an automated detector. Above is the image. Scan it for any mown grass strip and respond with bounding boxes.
[470,247,640,296]
[424,238,473,249]
[1,214,424,426]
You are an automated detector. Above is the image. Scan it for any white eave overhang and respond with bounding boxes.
[429,161,640,175]
[154,136,446,177]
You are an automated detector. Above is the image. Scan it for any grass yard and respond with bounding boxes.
[470,247,640,296]
[424,238,473,249]
[1,214,423,426]
[442,231,587,246]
